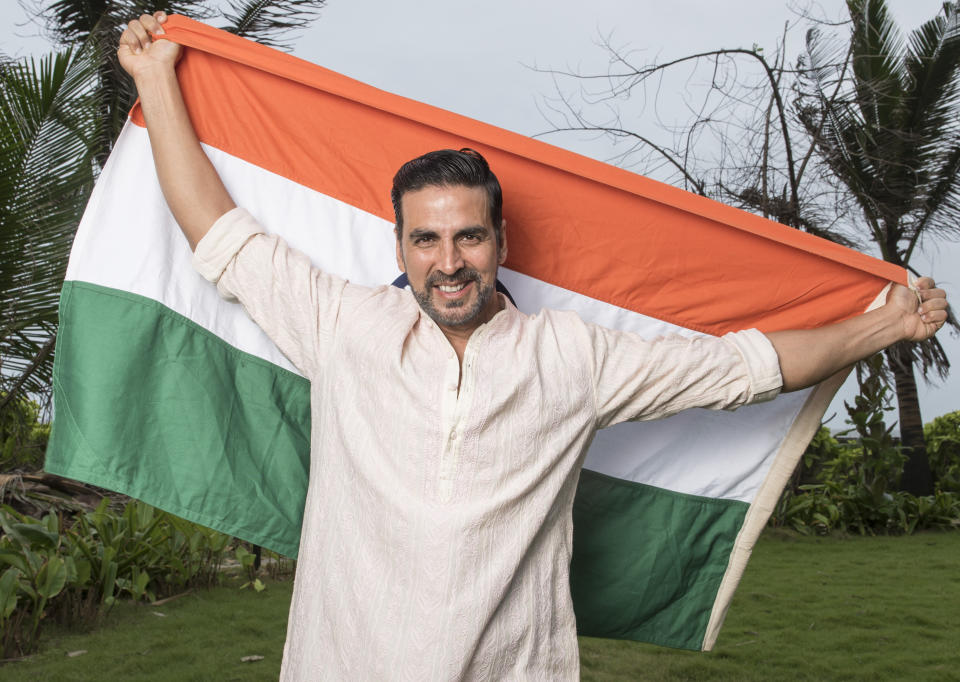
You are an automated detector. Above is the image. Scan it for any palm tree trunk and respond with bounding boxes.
[885,344,933,495]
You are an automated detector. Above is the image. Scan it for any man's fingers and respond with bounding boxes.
[919,286,946,302]
[140,12,166,35]
[919,287,947,315]
[921,297,948,315]
[126,21,151,52]
[116,12,176,76]
[918,287,948,327]
[913,275,937,290]
[119,12,169,56]
[118,29,140,55]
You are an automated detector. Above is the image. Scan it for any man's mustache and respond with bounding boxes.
[426,269,481,287]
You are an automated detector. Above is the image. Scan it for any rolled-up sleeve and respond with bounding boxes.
[192,207,262,292]
[191,207,348,377]
[721,328,782,404]
[590,325,783,429]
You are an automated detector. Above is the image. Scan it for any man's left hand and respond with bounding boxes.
[888,277,949,342]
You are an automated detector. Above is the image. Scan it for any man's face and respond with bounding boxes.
[395,184,507,333]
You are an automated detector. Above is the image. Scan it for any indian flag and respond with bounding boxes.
[45,15,905,651]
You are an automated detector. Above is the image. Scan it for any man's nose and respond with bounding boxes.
[438,239,465,273]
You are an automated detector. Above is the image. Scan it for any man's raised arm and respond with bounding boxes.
[767,277,948,392]
[118,11,235,249]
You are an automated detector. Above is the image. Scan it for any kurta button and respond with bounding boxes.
[450,430,457,441]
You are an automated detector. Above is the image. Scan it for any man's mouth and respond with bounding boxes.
[437,282,469,294]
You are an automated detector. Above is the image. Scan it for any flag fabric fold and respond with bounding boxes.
[46,15,905,652]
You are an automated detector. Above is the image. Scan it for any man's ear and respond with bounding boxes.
[395,227,406,273]
[497,219,508,264]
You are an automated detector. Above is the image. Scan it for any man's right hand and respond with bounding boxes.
[118,11,181,81]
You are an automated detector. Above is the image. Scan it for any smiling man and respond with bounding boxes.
[392,151,507,360]
[118,12,949,682]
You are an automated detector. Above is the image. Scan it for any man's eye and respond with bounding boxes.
[414,236,434,245]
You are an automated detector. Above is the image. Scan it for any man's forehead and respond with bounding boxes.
[399,184,492,222]
[401,183,487,202]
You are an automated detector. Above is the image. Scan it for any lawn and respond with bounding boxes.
[3,531,959,681]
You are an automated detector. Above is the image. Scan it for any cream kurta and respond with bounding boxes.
[193,208,782,681]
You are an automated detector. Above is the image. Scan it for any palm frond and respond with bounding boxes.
[801,25,851,91]
[798,25,881,216]
[903,9,960,131]
[905,142,960,254]
[0,44,101,408]
[888,335,951,382]
[219,0,325,51]
[847,0,907,128]
[32,1,216,46]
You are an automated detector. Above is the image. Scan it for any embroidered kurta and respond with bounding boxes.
[193,207,783,681]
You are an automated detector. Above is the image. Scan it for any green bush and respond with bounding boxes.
[771,356,960,535]
[0,500,231,658]
[925,410,960,493]
[0,395,50,472]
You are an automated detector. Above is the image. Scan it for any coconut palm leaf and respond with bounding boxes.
[847,0,906,128]
[219,0,326,51]
[900,11,960,248]
[0,44,101,411]
[36,1,215,45]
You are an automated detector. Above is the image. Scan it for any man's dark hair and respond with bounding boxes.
[391,148,503,241]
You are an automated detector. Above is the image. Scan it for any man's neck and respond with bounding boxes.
[438,293,505,364]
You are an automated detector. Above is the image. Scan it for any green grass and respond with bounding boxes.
[4,531,959,681]
[3,574,293,681]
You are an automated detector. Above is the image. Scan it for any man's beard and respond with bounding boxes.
[411,268,496,329]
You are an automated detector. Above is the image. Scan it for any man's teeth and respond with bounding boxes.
[438,283,467,293]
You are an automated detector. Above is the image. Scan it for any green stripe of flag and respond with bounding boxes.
[571,468,748,649]
[46,281,311,556]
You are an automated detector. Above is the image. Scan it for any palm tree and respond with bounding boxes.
[797,0,960,494]
[0,1,326,428]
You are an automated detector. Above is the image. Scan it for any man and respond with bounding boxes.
[119,12,948,681]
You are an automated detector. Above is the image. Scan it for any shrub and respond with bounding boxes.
[0,395,50,473]
[0,500,232,658]
[925,410,960,493]
[771,356,960,535]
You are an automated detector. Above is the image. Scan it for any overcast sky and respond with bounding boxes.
[2,1,957,423]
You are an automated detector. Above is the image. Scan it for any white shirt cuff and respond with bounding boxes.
[723,329,783,403]
[191,207,262,283]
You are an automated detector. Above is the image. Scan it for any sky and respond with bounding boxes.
[2,0,957,425]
